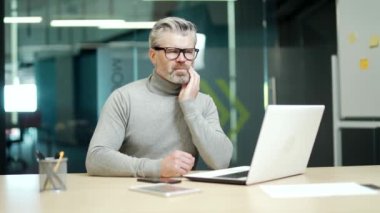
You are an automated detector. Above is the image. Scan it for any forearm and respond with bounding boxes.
[86,146,161,177]
[180,100,233,169]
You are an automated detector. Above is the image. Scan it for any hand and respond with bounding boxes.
[178,67,200,102]
[160,150,195,177]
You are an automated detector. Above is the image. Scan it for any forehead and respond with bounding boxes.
[156,32,195,48]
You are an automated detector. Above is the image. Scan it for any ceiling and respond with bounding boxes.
[4,0,156,64]
[3,0,331,83]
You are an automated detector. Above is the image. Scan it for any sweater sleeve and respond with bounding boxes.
[85,90,161,177]
[179,95,233,169]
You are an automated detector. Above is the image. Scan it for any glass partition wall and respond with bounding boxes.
[2,0,336,174]
[2,0,267,173]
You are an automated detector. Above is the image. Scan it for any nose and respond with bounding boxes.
[176,51,187,62]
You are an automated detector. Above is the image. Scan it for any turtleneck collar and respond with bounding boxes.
[147,71,182,96]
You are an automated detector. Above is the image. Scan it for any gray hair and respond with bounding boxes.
[149,17,197,48]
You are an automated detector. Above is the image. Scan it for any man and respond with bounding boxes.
[86,17,233,178]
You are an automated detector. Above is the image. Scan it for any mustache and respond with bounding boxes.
[173,65,189,70]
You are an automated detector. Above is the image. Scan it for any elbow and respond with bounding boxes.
[211,161,230,170]
[85,155,96,176]
[85,161,96,176]
[85,151,101,176]
[209,142,233,170]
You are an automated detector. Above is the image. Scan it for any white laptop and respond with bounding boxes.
[184,105,325,185]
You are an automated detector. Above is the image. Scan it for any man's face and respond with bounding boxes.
[149,32,196,85]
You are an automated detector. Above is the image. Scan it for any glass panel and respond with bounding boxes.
[3,0,266,173]
[266,0,336,166]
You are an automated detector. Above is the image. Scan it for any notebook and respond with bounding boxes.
[184,105,325,185]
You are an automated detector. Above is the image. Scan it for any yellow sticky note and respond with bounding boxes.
[360,58,369,71]
[348,33,357,44]
[369,35,379,48]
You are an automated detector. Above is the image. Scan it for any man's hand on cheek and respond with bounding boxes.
[178,67,200,102]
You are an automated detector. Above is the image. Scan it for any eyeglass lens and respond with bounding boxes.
[165,48,198,60]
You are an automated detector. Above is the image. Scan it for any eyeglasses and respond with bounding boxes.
[153,47,199,61]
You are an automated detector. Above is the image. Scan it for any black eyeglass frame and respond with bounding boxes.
[153,47,199,61]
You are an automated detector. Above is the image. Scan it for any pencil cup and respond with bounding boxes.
[38,157,68,192]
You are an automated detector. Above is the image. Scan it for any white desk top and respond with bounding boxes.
[1,166,380,213]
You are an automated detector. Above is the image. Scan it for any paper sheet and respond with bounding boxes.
[260,182,378,198]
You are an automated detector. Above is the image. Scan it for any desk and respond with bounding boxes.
[1,166,380,213]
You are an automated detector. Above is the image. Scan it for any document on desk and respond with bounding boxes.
[260,182,378,198]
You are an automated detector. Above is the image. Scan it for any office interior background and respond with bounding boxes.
[1,0,379,174]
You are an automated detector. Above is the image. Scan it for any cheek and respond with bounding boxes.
[161,61,173,70]
[155,60,173,75]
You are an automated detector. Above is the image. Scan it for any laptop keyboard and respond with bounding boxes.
[217,170,249,178]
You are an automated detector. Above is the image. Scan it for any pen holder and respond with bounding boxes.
[38,157,68,192]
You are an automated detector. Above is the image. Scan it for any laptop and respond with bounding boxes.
[184,105,325,185]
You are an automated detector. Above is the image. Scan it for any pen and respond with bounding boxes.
[54,151,65,172]
[51,151,66,190]
[35,150,46,160]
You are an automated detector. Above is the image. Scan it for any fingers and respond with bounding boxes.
[174,157,193,174]
[173,161,191,176]
[188,67,200,90]
[160,150,195,177]
[172,150,195,175]
[179,68,200,101]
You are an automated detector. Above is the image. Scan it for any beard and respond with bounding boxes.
[168,66,190,84]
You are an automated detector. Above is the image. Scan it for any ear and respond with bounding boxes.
[149,48,156,65]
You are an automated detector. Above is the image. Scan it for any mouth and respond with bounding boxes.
[173,68,188,73]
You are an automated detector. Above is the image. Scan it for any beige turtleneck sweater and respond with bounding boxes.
[85,71,233,177]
